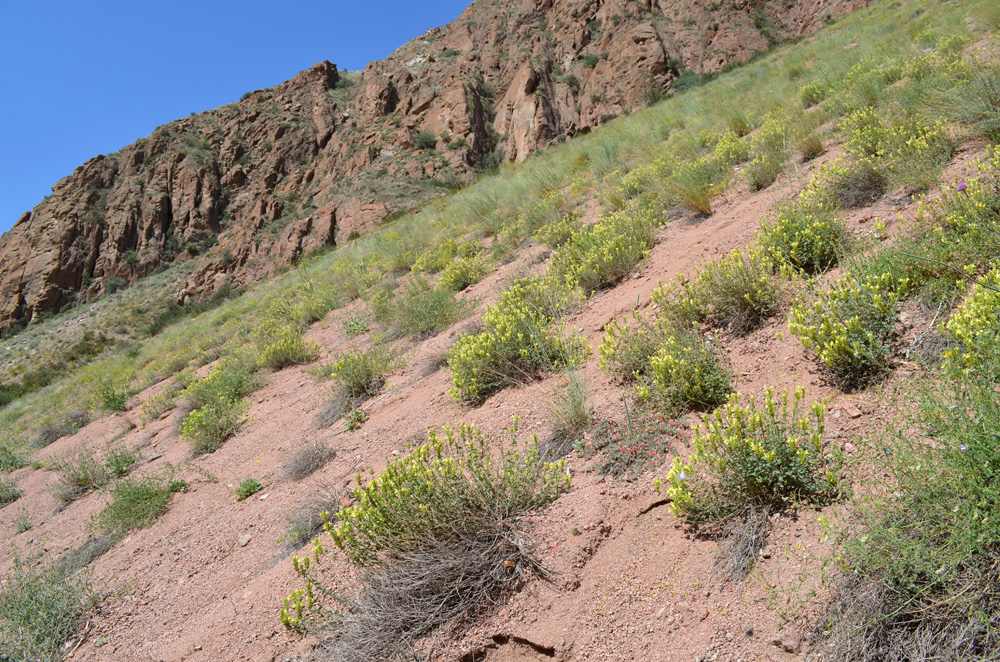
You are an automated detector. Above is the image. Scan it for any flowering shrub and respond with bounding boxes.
[577,413,683,480]
[376,279,474,337]
[651,245,780,334]
[659,387,839,522]
[798,81,830,108]
[319,342,399,397]
[436,254,488,292]
[944,265,1000,379]
[411,239,458,274]
[549,206,660,293]
[759,194,846,274]
[598,312,674,382]
[255,317,320,370]
[535,211,586,248]
[789,273,899,388]
[744,114,790,191]
[179,398,249,454]
[448,276,586,403]
[636,326,732,414]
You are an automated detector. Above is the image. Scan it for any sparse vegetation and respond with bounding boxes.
[235,478,264,501]
[0,556,99,661]
[577,411,681,480]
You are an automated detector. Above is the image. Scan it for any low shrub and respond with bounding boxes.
[943,265,1000,380]
[36,411,91,447]
[0,476,22,506]
[52,444,109,503]
[635,326,732,414]
[651,245,780,334]
[448,276,587,403]
[376,279,475,338]
[661,387,838,521]
[255,318,321,370]
[576,411,681,480]
[790,273,899,388]
[319,342,399,398]
[92,474,179,535]
[744,114,790,191]
[436,254,488,292]
[759,195,846,274]
[179,399,249,455]
[0,555,99,661]
[282,421,570,656]
[535,212,586,249]
[550,206,660,293]
[798,81,830,108]
[235,478,264,501]
[341,310,372,337]
[933,59,1000,141]
[285,441,338,481]
[598,313,675,382]
[140,385,180,426]
[182,351,261,410]
[104,445,140,479]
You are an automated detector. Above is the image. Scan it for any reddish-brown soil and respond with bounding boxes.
[1,141,986,662]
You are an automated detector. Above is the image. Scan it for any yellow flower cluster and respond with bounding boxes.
[448,275,587,402]
[944,265,1000,377]
[760,194,846,274]
[789,273,900,385]
[436,253,488,292]
[660,387,836,521]
[637,327,732,412]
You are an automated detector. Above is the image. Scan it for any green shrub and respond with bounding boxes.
[104,445,140,479]
[320,342,399,397]
[651,245,780,334]
[789,273,899,388]
[759,194,846,274]
[324,420,570,567]
[97,378,129,412]
[550,206,660,293]
[92,475,178,535]
[414,131,437,150]
[660,387,838,522]
[235,478,264,501]
[52,445,109,503]
[0,556,98,661]
[448,276,587,403]
[179,399,249,455]
[598,313,675,382]
[943,265,1000,379]
[436,254,488,292]
[535,211,586,248]
[576,412,681,480]
[373,279,474,337]
[744,113,790,191]
[823,374,1000,660]
[635,326,733,414]
[255,318,321,370]
[0,446,24,472]
[0,476,22,506]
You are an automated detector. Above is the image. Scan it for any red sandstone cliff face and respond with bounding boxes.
[0,0,869,330]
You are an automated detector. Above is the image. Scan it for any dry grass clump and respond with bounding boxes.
[285,441,338,481]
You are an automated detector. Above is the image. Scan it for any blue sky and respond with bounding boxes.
[0,0,472,236]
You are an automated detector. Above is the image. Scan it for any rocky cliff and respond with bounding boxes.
[0,0,869,331]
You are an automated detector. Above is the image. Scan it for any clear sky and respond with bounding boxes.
[0,0,473,236]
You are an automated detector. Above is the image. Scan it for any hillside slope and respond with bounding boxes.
[0,0,868,332]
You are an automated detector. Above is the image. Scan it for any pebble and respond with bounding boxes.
[238,534,252,547]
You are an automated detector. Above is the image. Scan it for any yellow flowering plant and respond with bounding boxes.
[658,387,839,523]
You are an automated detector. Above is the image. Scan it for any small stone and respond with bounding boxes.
[656,607,666,619]
[760,547,772,559]
[843,403,863,419]
[772,630,803,654]
[699,608,710,621]
[238,534,252,547]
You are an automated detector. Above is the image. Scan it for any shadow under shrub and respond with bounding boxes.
[281,421,570,660]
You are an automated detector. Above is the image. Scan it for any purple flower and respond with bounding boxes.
[957,182,968,193]
[959,445,968,452]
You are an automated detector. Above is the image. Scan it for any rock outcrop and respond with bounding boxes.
[0,0,870,330]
